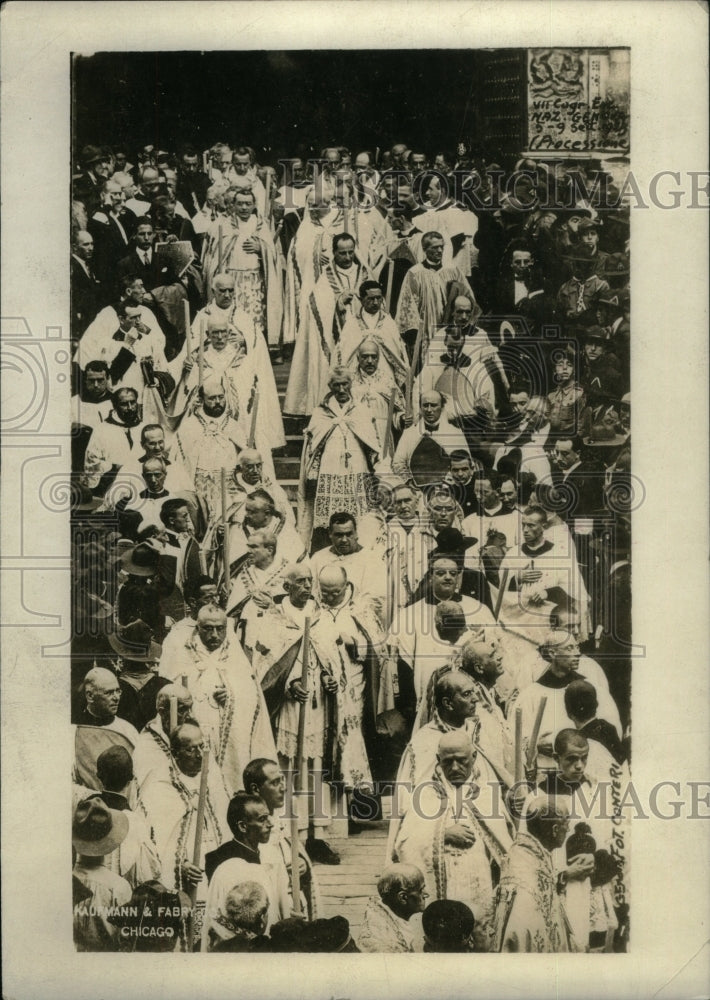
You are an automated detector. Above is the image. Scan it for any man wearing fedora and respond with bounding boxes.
[555,246,610,322]
[73,144,113,216]
[72,797,132,951]
[109,619,170,732]
[579,326,625,409]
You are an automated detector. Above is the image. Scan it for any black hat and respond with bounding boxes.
[600,252,630,278]
[582,325,609,344]
[108,619,162,661]
[81,144,109,166]
[72,797,129,856]
[120,542,160,577]
[422,899,475,951]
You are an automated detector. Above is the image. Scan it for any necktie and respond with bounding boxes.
[143,252,150,266]
[576,281,585,313]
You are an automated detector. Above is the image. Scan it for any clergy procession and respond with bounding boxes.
[70,133,632,954]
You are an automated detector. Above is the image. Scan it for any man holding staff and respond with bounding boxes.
[159,604,276,796]
[141,722,229,948]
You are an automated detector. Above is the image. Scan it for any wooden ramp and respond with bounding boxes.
[312,821,389,939]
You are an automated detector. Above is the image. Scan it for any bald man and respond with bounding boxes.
[250,565,340,863]
[358,863,427,952]
[348,339,407,453]
[186,272,285,452]
[492,795,578,952]
[387,669,511,866]
[391,389,470,484]
[311,565,385,805]
[393,730,512,950]
[159,603,276,795]
[73,667,141,792]
[170,374,246,520]
[459,636,513,776]
[414,295,509,423]
[132,682,195,795]
[339,281,409,390]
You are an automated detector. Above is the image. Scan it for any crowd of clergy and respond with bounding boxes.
[70,137,632,953]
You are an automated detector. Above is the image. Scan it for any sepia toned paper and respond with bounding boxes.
[1,2,708,998]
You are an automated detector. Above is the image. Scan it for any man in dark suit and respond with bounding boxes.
[73,144,112,216]
[71,230,104,344]
[176,145,211,214]
[116,221,171,292]
[88,178,138,283]
[550,435,605,521]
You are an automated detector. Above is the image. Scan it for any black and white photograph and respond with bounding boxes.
[1,2,708,998]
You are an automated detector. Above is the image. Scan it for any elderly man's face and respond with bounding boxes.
[286,570,313,608]
[74,233,94,261]
[442,676,477,724]
[88,673,120,718]
[174,728,205,778]
[114,391,140,426]
[358,347,379,376]
[428,498,456,531]
[549,635,581,674]
[143,461,167,494]
[104,183,124,211]
[324,149,341,174]
[330,521,358,555]
[246,536,273,570]
[421,393,443,426]
[208,325,229,352]
[361,287,383,315]
[142,427,166,456]
[423,237,445,266]
[438,745,474,787]
[202,388,226,416]
[393,489,418,521]
[244,500,272,529]
[333,239,356,269]
[239,456,263,485]
[453,301,473,328]
[84,369,108,399]
[197,613,227,651]
[330,376,352,405]
[410,153,427,172]
[475,642,504,684]
[212,278,235,309]
[320,577,347,608]
[431,559,459,600]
